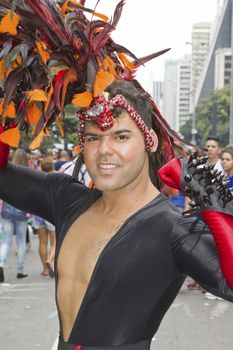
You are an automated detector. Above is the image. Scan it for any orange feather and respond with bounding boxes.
[29,129,44,149]
[55,116,64,137]
[0,60,5,80]
[93,70,114,97]
[103,56,117,76]
[117,52,135,72]
[45,84,54,111]
[72,91,93,107]
[61,0,69,17]
[27,103,42,125]
[0,11,21,36]
[36,41,51,64]
[0,127,20,147]
[0,100,16,119]
[26,89,48,102]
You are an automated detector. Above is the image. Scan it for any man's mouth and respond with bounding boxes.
[98,163,118,170]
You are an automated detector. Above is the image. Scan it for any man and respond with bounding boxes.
[55,150,70,171]
[0,2,233,350]
[204,136,224,173]
[1,80,233,350]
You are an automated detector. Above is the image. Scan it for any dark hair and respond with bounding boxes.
[205,136,220,146]
[222,146,233,158]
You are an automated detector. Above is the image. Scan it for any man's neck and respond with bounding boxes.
[96,180,159,216]
[207,157,219,165]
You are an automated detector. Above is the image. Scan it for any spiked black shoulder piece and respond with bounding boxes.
[181,152,233,215]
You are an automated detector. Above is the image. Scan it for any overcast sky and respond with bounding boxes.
[87,0,222,91]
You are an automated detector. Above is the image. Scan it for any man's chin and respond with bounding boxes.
[94,179,124,192]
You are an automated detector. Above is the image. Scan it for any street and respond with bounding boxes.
[0,233,233,350]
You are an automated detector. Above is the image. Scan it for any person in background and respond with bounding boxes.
[204,136,224,174]
[45,148,55,161]
[0,149,29,282]
[168,188,185,213]
[221,146,233,188]
[55,150,69,171]
[31,149,41,170]
[33,157,56,277]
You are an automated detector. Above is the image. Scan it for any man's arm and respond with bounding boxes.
[0,163,55,224]
[171,215,233,301]
[0,122,55,222]
[158,153,233,290]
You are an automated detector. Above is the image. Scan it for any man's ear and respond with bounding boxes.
[149,129,158,152]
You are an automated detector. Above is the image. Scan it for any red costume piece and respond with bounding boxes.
[0,125,10,169]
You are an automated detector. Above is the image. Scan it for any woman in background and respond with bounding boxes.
[0,149,29,282]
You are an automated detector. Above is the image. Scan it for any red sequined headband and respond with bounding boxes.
[77,94,154,152]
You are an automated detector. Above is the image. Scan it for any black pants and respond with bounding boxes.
[58,338,151,350]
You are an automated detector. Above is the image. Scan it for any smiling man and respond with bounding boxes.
[0,1,233,349]
[1,80,233,350]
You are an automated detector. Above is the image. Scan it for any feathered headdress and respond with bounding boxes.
[0,0,183,161]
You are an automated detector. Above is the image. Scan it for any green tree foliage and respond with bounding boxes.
[180,85,230,147]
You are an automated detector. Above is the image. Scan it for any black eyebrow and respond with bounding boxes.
[84,129,132,137]
[114,130,132,135]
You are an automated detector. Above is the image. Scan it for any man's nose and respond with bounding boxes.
[98,136,114,155]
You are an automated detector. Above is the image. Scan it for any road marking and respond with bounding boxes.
[172,302,195,317]
[51,336,59,350]
[210,302,229,319]
[48,310,58,319]
[0,296,37,300]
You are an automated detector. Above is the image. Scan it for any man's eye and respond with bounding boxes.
[85,136,98,142]
[116,134,129,140]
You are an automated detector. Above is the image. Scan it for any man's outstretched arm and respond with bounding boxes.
[0,162,55,224]
[158,153,233,292]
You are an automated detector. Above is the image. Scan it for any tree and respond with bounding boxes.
[180,85,230,147]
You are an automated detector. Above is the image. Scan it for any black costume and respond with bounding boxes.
[1,163,233,350]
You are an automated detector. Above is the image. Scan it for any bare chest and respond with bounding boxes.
[57,212,125,283]
[56,210,127,340]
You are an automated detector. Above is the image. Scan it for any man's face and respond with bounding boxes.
[205,140,221,161]
[83,110,149,192]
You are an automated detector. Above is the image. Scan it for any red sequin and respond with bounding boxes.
[74,346,82,350]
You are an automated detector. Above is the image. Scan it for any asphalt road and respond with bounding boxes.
[0,233,233,350]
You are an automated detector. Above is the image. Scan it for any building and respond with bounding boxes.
[176,55,192,131]
[191,22,212,97]
[152,81,163,111]
[215,47,232,89]
[162,56,191,132]
[194,0,232,106]
[162,60,178,130]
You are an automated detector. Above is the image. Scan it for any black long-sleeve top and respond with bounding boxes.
[0,163,233,349]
